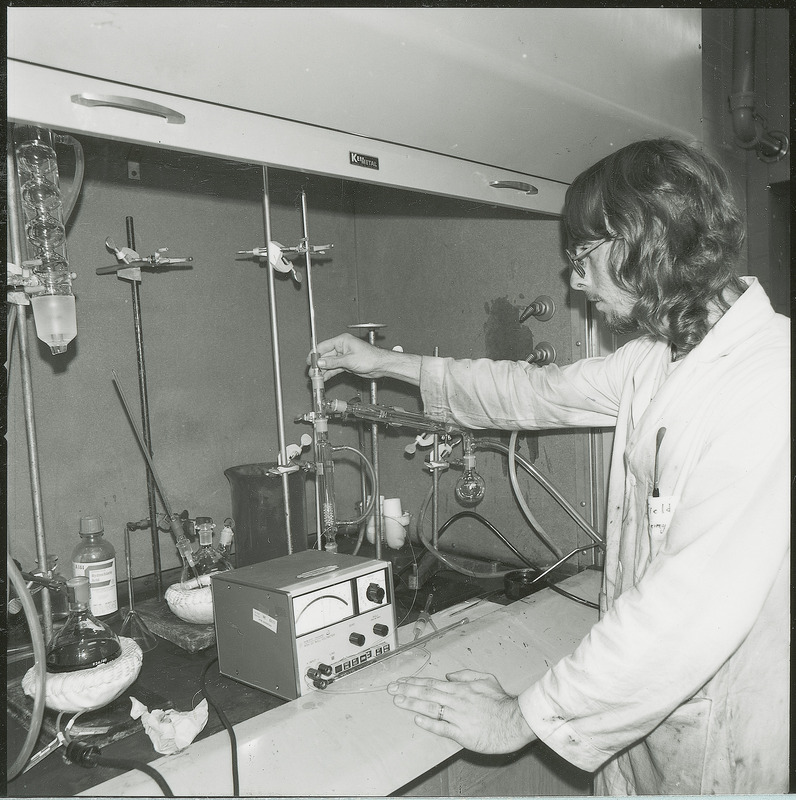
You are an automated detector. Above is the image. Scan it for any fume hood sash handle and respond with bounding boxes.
[489,180,538,196]
[71,93,185,124]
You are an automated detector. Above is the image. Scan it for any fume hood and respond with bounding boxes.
[7,8,701,213]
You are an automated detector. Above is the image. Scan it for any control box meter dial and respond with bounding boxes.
[293,581,354,637]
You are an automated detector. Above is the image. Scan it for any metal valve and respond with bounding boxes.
[519,295,556,323]
[525,342,557,365]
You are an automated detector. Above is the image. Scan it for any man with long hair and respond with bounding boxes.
[312,139,789,794]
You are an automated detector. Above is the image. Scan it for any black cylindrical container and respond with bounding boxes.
[224,464,308,567]
[504,569,546,601]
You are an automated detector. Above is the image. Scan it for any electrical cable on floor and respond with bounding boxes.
[200,656,240,797]
[63,741,174,797]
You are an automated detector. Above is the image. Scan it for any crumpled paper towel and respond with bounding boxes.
[130,696,209,754]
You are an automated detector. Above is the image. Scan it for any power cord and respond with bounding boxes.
[200,655,240,796]
[64,741,174,797]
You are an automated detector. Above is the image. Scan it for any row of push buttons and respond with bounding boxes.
[336,642,392,674]
[307,623,393,689]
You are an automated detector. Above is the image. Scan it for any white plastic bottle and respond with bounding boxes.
[71,515,118,618]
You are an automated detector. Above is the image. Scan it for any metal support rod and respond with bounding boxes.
[112,371,178,520]
[17,316,54,643]
[262,167,294,553]
[8,146,54,642]
[300,191,320,353]
[431,346,441,548]
[125,216,163,598]
[124,527,136,613]
[356,420,368,543]
[367,329,382,559]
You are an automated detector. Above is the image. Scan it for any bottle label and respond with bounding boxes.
[73,558,118,615]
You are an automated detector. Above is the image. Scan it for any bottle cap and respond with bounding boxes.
[67,576,91,604]
[79,515,104,535]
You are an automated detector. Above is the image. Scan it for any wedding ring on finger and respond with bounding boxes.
[437,704,446,721]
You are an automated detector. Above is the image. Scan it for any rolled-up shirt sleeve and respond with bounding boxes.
[419,341,656,431]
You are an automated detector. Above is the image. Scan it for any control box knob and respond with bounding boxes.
[366,583,385,603]
[349,632,366,647]
[373,623,389,637]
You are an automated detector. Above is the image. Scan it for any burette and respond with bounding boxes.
[301,190,339,551]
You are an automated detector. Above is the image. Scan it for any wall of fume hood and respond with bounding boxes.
[7,8,703,580]
[6,138,580,578]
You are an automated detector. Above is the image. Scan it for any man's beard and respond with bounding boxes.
[600,309,640,335]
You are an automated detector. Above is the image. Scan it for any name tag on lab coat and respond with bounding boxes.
[648,496,676,538]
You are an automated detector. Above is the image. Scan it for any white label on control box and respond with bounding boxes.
[253,608,278,633]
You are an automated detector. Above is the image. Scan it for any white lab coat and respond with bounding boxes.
[419,278,789,794]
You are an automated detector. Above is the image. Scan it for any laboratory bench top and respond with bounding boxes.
[7,569,601,798]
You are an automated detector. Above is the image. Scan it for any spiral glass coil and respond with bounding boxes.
[15,125,76,354]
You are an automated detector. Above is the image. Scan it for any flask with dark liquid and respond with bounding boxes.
[46,576,122,672]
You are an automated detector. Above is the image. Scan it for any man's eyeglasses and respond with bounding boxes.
[565,238,618,278]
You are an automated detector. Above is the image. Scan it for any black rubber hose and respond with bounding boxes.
[93,755,174,798]
[433,510,600,610]
[200,656,240,796]
[7,553,47,780]
[64,741,174,797]
[437,511,539,569]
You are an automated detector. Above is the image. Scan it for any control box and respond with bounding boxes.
[212,550,398,700]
